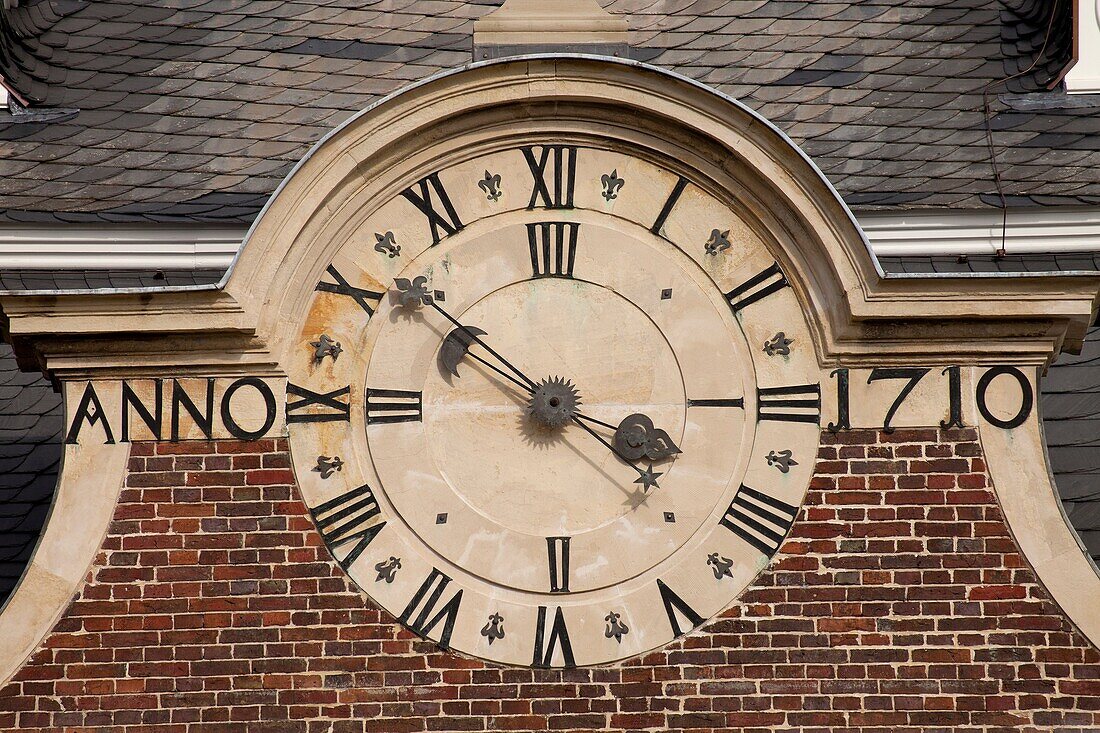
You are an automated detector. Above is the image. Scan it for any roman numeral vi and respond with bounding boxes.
[532,606,576,668]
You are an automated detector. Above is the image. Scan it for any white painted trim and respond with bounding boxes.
[1066,0,1100,95]
[860,208,1100,256]
[0,225,244,269]
[1,209,1100,271]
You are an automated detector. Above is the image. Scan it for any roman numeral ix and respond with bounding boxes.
[399,568,463,650]
[311,483,384,568]
[527,222,579,278]
[316,265,384,318]
[720,484,799,557]
[365,388,423,425]
[532,606,575,668]
[757,383,821,424]
[401,172,464,246]
[522,145,577,209]
[546,536,571,593]
[724,262,790,313]
[286,383,351,423]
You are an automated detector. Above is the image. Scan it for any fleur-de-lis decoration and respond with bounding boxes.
[310,334,342,363]
[313,455,344,479]
[604,611,629,643]
[478,170,502,202]
[481,612,505,645]
[763,332,793,357]
[707,552,734,580]
[393,275,432,309]
[766,449,798,474]
[374,556,401,583]
[704,229,731,256]
[601,169,625,201]
[374,231,400,258]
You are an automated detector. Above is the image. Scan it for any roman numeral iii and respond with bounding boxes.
[757,383,821,424]
[399,568,463,650]
[316,265,384,318]
[400,172,464,246]
[286,383,351,423]
[532,606,575,668]
[527,222,579,278]
[365,388,423,425]
[311,483,384,568]
[724,262,790,313]
[522,145,577,209]
[720,484,798,557]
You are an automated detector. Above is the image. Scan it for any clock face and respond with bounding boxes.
[286,142,824,667]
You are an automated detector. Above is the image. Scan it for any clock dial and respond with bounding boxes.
[286,141,824,667]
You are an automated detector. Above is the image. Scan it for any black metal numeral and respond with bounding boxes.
[400,172,464,245]
[656,579,704,638]
[941,365,965,429]
[365,388,422,425]
[724,262,790,313]
[688,398,745,409]
[651,176,689,236]
[720,484,798,557]
[527,222,579,278]
[757,383,820,424]
[532,606,576,668]
[311,483,384,568]
[399,568,463,650]
[286,383,351,423]
[867,367,930,434]
[827,368,850,433]
[315,265,384,318]
[522,145,577,209]
[546,536,570,593]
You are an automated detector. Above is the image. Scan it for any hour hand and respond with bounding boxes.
[613,413,681,462]
[439,326,487,377]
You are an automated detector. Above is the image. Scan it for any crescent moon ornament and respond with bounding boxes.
[439,326,488,377]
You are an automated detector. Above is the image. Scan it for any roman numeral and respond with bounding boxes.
[286,383,351,423]
[724,262,789,313]
[311,483,384,568]
[400,172,464,245]
[657,579,704,638]
[688,397,744,408]
[650,175,689,236]
[365,388,422,425]
[527,222,579,278]
[757,383,820,424]
[399,568,463,650]
[522,145,577,209]
[546,536,571,593]
[316,265,384,318]
[532,606,575,668]
[720,484,799,557]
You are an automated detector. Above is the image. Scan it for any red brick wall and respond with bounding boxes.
[1,430,1098,732]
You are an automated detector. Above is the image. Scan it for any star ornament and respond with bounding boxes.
[634,463,662,491]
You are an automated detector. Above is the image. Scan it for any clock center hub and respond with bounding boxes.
[527,376,581,429]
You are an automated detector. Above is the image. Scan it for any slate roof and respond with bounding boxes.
[0,342,61,608]
[0,0,1096,225]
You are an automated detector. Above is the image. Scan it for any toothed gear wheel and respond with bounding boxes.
[527,376,581,429]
